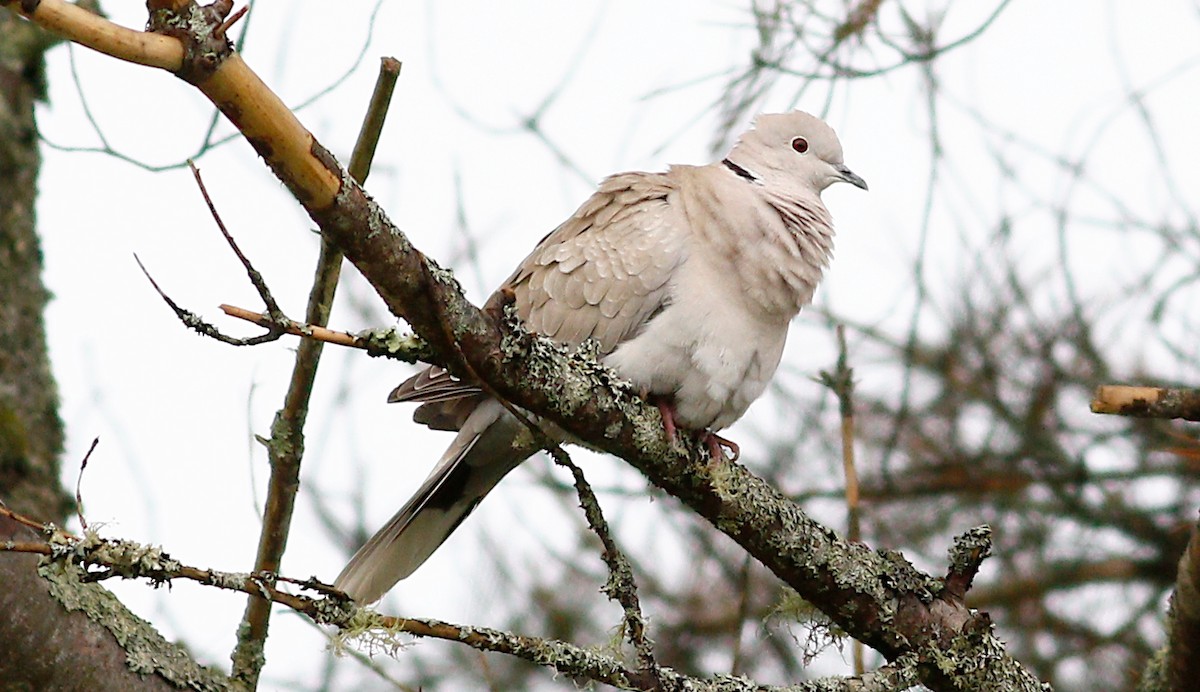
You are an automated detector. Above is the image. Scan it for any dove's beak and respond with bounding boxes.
[835,164,868,191]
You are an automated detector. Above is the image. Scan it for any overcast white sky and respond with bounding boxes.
[27,0,1200,688]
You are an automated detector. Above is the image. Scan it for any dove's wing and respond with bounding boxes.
[506,171,688,352]
[392,171,689,430]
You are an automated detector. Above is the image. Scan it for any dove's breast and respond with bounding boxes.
[602,248,790,431]
[598,164,834,432]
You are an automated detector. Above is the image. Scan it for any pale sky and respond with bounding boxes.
[30,1,1200,688]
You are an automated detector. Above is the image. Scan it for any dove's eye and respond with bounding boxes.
[791,137,809,154]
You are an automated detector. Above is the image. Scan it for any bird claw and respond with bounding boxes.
[704,432,739,462]
[650,395,739,461]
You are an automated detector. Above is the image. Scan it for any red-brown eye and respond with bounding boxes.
[791,136,809,153]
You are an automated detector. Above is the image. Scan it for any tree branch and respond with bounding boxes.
[0,514,921,691]
[1159,515,1200,690]
[0,517,230,690]
[230,54,401,689]
[1092,385,1200,421]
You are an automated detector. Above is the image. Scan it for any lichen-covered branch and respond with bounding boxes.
[1139,515,1200,691]
[0,518,229,690]
[4,521,929,691]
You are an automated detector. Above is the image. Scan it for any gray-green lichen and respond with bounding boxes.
[40,561,229,689]
[64,530,183,584]
[947,525,993,575]
[330,607,414,658]
[1136,647,1168,691]
[356,326,431,362]
[927,619,1050,691]
[493,301,665,456]
[207,570,249,591]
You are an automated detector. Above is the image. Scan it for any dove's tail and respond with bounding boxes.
[335,400,533,603]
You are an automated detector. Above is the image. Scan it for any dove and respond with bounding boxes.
[336,111,867,603]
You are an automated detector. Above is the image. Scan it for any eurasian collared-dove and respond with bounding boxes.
[336,111,866,603]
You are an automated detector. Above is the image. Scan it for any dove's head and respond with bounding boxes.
[726,111,867,194]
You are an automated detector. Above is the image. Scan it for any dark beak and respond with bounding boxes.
[835,164,868,191]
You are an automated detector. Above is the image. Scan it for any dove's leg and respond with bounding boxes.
[650,393,739,461]
[653,397,680,441]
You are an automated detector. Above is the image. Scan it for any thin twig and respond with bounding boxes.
[817,324,863,674]
[213,3,247,40]
[220,304,358,346]
[548,445,660,677]
[73,437,100,532]
[349,57,401,180]
[0,504,58,534]
[135,253,283,346]
[230,56,402,688]
[219,304,432,362]
[138,161,302,350]
[188,159,287,322]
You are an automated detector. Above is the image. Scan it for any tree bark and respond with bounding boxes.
[0,4,69,525]
[0,11,226,690]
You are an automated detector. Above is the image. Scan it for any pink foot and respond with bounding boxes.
[704,431,740,462]
[654,398,680,442]
[651,396,739,461]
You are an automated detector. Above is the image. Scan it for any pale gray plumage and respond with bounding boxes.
[335,111,866,603]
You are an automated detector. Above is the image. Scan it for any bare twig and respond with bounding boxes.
[349,57,401,180]
[0,503,57,534]
[189,160,287,321]
[137,160,300,351]
[230,56,402,688]
[219,304,357,346]
[218,303,432,361]
[73,437,99,532]
[1091,385,1200,421]
[817,324,863,674]
[134,253,284,346]
[213,3,246,40]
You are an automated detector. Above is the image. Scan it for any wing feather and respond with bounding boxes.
[504,171,687,353]
[395,170,689,431]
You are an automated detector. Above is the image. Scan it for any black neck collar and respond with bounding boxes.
[722,158,757,182]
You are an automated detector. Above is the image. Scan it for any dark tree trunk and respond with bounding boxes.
[0,8,69,525]
[0,12,224,690]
